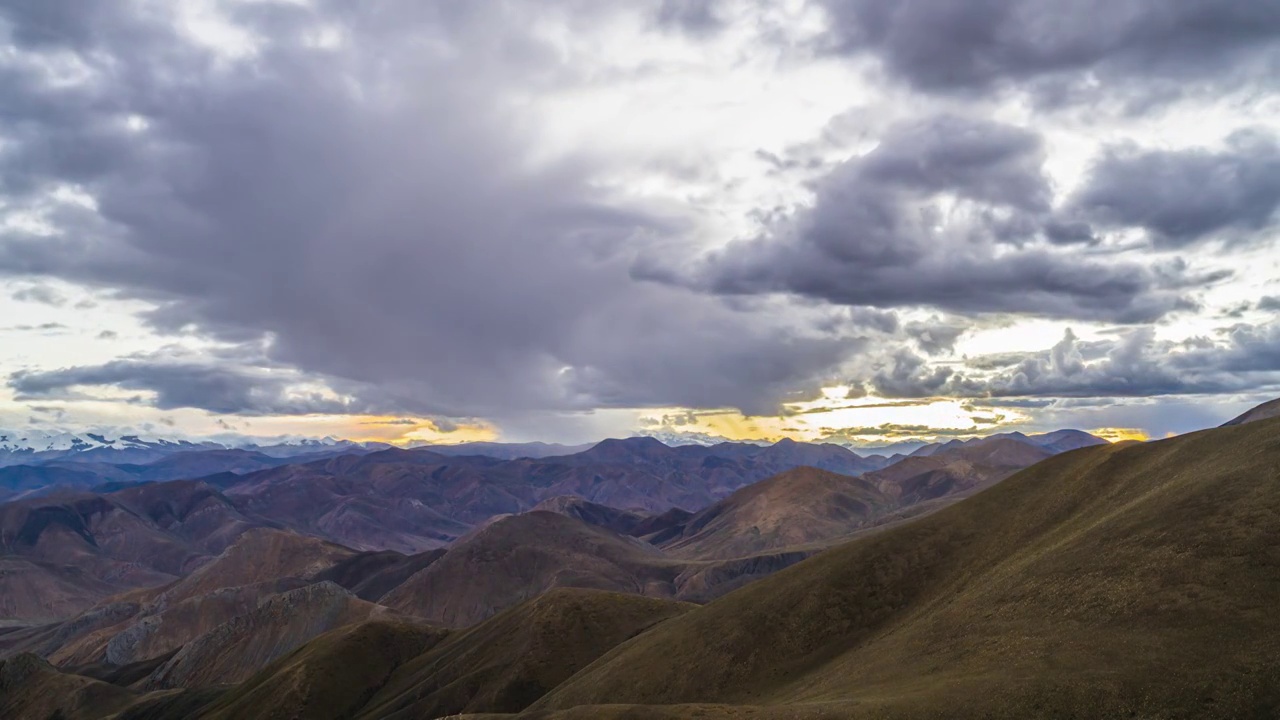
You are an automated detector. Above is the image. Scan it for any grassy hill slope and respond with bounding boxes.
[532,417,1280,719]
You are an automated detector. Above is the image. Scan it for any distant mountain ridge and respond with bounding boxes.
[906,429,1105,457]
[0,429,385,469]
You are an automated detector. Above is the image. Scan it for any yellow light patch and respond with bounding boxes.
[638,388,1033,444]
[1088,427,1149,443]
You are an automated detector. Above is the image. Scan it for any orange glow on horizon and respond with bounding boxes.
[1088,427,1149,443]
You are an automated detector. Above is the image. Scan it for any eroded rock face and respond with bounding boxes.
[142,581,396,689]
[102,577,308,667]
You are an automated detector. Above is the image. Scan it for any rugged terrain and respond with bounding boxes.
[0,409,1275,719]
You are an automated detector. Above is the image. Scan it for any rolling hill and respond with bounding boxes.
[659,467,894,560]
[379,511,682,626]
[0,408,1274,719]
[527,415,1280,719]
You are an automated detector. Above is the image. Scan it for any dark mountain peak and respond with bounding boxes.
[600,436,670,450]
[583,436,675,462]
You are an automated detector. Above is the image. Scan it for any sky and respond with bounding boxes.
[0,0,1278,447]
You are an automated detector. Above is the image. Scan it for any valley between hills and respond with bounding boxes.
[1,404,1277,719]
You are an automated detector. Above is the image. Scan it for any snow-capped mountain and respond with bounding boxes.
[0,430,379,467]
[0,430,217,454]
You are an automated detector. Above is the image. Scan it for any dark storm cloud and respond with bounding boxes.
[817,0,1280,100]
[869,349,961,398]
[0,1,869,421]
[643,114,1205,323]
[9,355,363,416]
[1066,130,1280,247]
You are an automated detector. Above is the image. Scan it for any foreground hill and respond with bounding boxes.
[356,589,692,719]
[1,590,692,720]
[530,415,1280,718]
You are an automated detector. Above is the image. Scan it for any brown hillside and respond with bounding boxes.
[380,512,682,626]
[860,435,1052,504]
[156,527,355,605]
[0,481,273,622]
[661,466,893,560]
[357,589,693,719]
[0,653,136,720]
[184,619,447,720]
[532,417,1280,719]
[141,581,400,689]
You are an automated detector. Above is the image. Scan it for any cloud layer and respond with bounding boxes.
[642,114,1229,322]
[0,0,1278,440]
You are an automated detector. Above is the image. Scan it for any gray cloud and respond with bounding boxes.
[10,284,66,306]
[7,322,67,332]
[0,1,870,422]
[642,114,1206,323]
[1067,129,1280,247]
[818,0,1280,101]
[905,317,968,355]
[876,322,1280,400]
[0,1,1275,439]
[8,349,367,416]
[1261,296,1280,311]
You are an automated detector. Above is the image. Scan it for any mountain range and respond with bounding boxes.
[4,406,1276,718]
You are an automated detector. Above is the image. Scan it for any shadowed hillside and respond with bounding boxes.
[357,589,692,719]
[0,481,274,621]
[140,581,401,689]
[530,416,1280,719]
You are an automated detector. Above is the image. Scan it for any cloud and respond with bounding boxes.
[0,1,869,423]
[1261,296,1280,311]
[1066,129,1280,247]
[10,284,65,306]
[641,114,1205,323]
[7,322,67,332]
[905,317,968,355]
[817,0,1280,101]
[875,322,1280,400]
[8,349,366,416]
